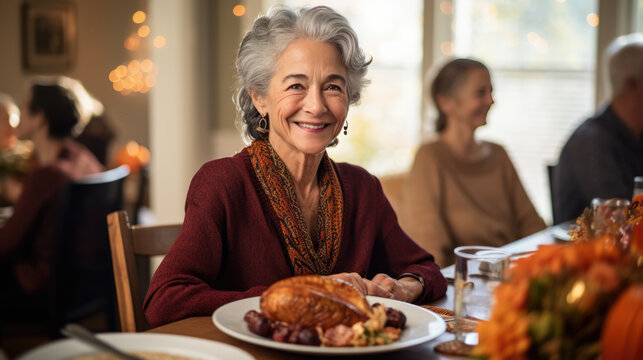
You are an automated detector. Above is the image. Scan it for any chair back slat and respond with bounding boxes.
[107,210,181,332]
[107,211,143,332]
[131,225,181,255]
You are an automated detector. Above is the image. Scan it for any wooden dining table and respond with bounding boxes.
[147,224,571,359]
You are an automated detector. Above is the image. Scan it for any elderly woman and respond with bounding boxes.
[144,5,446,327]
[402,58,546,267]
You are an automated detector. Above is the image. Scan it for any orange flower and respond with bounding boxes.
[476,234,633,359]
[475,308,530,360]
[586,261,620,292]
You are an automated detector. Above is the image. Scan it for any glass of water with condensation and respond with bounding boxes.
[453,246,510,346]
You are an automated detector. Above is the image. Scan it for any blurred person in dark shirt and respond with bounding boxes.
[553,33,643,223]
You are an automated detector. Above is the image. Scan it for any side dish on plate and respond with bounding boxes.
[243,275,406,347]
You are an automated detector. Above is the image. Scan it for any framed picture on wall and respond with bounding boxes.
[21,1,77,72]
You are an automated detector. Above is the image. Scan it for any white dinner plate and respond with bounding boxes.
[17,333,255,360]
[551,223,573,241]
[212,295,446,355]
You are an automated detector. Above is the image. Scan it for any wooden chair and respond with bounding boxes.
[107,210,182,332]
[379,173,408,220]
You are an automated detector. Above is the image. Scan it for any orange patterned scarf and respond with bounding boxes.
[247,140,343,275]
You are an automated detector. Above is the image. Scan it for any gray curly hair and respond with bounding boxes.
[235,5,371,144]
[605,33,643,100]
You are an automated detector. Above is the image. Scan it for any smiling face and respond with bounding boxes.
[442,68,494,131]
[250,38,349,158]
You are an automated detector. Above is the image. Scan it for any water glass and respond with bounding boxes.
[591,197,630,237]
[634,176,643,198]
[454,246,510,345]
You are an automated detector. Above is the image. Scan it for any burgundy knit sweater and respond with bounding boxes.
[144,149,447,327]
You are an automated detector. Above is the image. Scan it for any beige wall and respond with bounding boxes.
[149,0,213,223]
[0,0,149,160]
[148,0,247,223]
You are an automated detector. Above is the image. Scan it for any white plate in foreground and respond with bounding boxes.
[551,223,573,242]
[17,333,255,360]
[212,295,446,355]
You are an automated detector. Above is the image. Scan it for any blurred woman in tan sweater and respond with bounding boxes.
[402,58,545,267]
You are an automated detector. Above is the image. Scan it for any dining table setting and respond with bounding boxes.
[16,203,643,360]
[138,223,573,360]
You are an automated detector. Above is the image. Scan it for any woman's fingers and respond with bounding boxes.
[329,273,414,302]
[370,273,409,301]
[329,272,368,295]
[365,279,395,299]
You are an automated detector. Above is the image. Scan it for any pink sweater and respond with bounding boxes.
[144,149,446,327]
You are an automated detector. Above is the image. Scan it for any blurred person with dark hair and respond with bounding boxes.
[402,58,545,267]
[553,33,643,223]
[0,77,103,322]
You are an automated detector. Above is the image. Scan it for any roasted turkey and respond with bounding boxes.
[259,275,374,331]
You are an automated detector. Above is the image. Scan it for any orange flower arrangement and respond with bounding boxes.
[474,197,643,360]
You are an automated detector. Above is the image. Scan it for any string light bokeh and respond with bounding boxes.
[109,10,165,96]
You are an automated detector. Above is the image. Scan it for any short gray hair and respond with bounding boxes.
[235,5,371,143]
[605,33,643,99]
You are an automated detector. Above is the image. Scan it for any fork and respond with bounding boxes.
[61,323,144,360]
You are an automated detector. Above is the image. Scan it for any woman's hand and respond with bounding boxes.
[328,272,368,295]
[369,273,423,303]
[329,272,423,303]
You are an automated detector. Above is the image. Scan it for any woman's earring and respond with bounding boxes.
[343,121,348,135]
[257,114,269,133]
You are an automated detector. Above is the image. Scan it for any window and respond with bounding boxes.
[260,0,603,224]
[447,0,598,224]
[263,0,424,175]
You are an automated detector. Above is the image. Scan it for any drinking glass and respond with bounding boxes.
[454,246,510,345]
[634,176,643,198]
[591,197,630,237]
